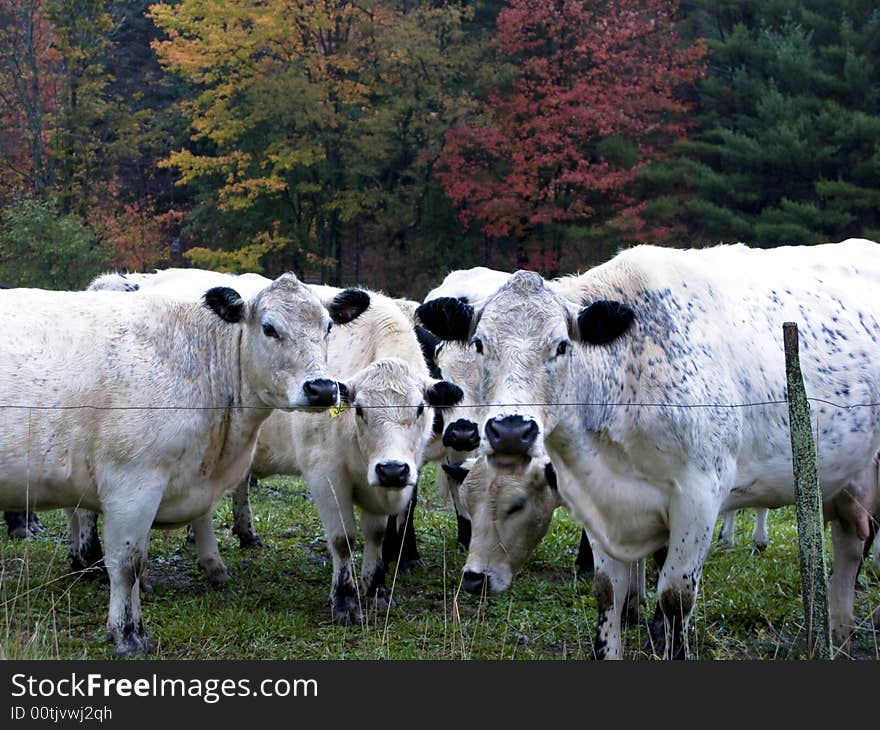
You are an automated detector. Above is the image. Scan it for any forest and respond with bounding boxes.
[1,0,879,297]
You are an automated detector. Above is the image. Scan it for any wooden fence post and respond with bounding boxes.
[783,322,832,659]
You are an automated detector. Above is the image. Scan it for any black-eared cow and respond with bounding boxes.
[0,275,368,654]
[417,240,880,658]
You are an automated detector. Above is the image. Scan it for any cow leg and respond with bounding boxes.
[232,473,262,548]
[717,509,736,548]
[575,529,594,578]
[65,508,106,579]
[362,511,393,609]
[26,511,43,535]
[310,476,361,625]
[655,491,717,660]
[382,484,422,570]
[752,508,769,552]
[4,511,32,540]
[190,511,230,585]
[591,547,636,659]
[101,483,163,656]
[620,557,647,628]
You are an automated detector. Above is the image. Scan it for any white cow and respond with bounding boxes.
[0,275,369,654]
[65,269,280,580]
[717,507,770,550]
[247,288,462,624]
[417,240,880,658]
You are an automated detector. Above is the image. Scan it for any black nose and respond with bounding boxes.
[443,418,481,452]
[303,378,338,408]
[375,461,411,488]
[484,415,538,456]
[461,570,489,595]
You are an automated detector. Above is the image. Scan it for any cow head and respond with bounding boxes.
[416,270,634,467]
[443,456,561,595]
[205,273,370,411]
[342,358,463,489]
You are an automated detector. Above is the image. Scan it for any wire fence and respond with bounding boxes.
[0,397,879,411]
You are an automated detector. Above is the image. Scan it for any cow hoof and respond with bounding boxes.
[332,594,363,626]
[366,586,395,609]
[111,631,157,657]
[199,559,230,585]
[334,606,363,626]
[236,533,263,549]
[9,526,34,540]
[751,541,768,554]
[716,536,733,549]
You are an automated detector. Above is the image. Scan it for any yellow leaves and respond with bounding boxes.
[160,149,253,186]
[185,232,283,273]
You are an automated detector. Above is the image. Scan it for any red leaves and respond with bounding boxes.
[436,0,705,242]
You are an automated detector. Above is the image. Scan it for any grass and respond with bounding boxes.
[1,462,878,660]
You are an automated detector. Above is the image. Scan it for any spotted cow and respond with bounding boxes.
[417,240,880,658]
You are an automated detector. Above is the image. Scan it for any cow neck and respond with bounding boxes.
[202,314,270,439]
[565,341,626,437]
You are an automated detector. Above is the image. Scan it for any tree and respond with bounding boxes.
[0,0,61,202]
[0,196,109,288]
[667,0,880,246]
[436,0,705,272]
[149,1,482,291]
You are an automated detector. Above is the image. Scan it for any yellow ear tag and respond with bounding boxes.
[329,401,350,418]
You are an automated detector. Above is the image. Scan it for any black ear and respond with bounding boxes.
[544,461,558,492]
[426,380,464,407]
[329,288,370,324]
[416,297,474,342]
[204,287,245,323]
[441,462,470,485]
[415,325,444,379]
[577,300,634,345]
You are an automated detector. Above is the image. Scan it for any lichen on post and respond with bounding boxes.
[783,322,832,659]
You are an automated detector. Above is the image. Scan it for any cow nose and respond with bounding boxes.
[303,378,339,408]
[461,570,490,595]
[375,461,410,488]
[443,418,481,451]
[484,415,538,455]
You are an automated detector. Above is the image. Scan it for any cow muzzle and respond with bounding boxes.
[461,570,499,596]
[484,415,538,458]
[375,460,411,489]
[442,418,481,452]
[302,378,339,408]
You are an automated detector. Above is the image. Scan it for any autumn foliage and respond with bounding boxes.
[437,0,705,244]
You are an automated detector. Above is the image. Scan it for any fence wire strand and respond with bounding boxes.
[0,397,878,411]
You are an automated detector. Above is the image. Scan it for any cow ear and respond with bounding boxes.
[426,380,464,407]
[577,300,634,345]
[416,297,474,342]
[414,324,444,379]
[544,461,558,492]
[441,462,470,485]
[204,287,246,323]
[329,288,370,324]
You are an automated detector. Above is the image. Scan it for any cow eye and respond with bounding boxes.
[556,340,570,357]
[355,405,366,421]
[506,497,526,516]
[416,404,425,417]
[262,322,280,339]
[471,337,484,355]
[326,321,333,335]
